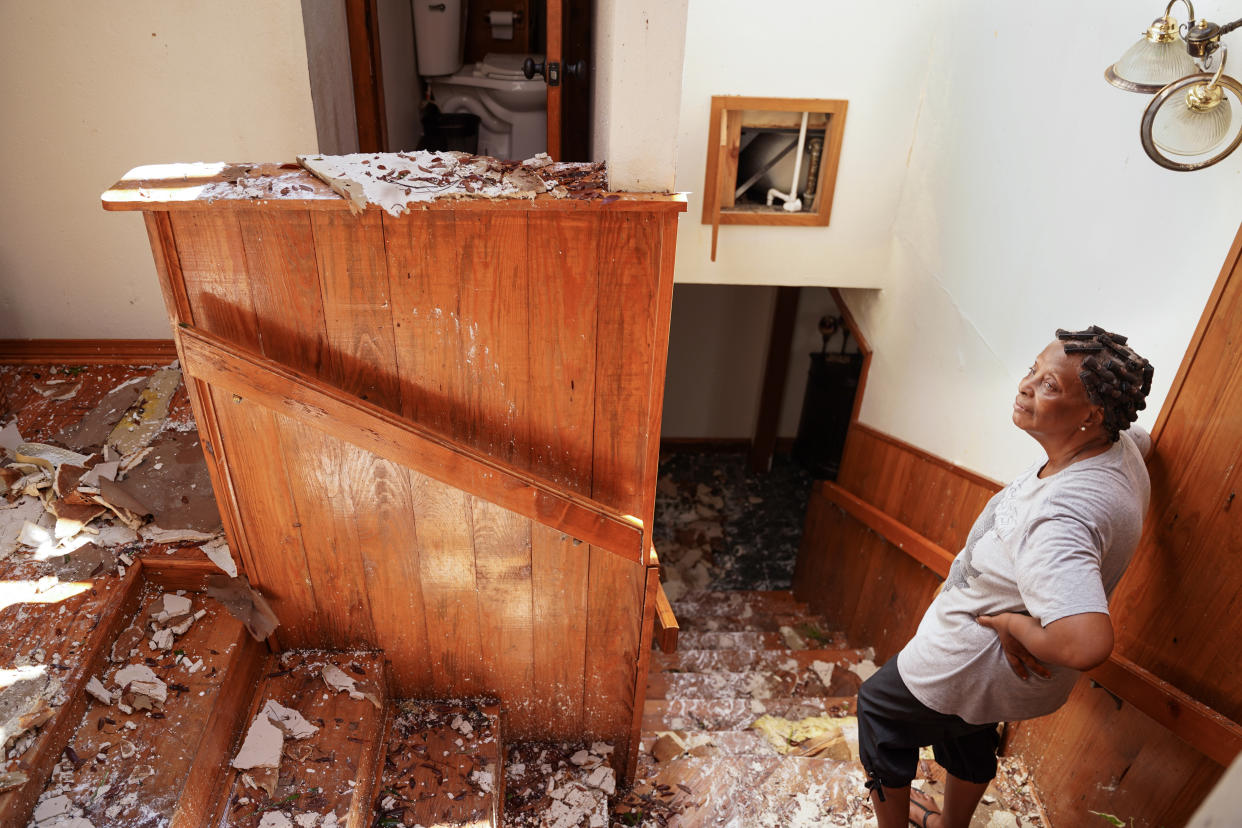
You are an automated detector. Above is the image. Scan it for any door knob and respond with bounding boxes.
[522,57,545,79]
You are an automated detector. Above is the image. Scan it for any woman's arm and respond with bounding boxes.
[977,611,1114,677]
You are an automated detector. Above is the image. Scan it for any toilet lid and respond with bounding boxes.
[479,53,540,80]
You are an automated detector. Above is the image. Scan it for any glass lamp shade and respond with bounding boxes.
[1152,87,1233,155]
[1107,23,1198,92]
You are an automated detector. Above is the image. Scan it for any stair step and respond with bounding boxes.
[643,697,856,732]
[673,611,836,635]
[733,756,873,826]
[640,729,777,757]
[26,580,265,827]
[670,590,802,618]
[215,650,389,828]
[647,669,840,701]
[502,741,616,828]
[0,565,142,825]
[621,753,784,828]
[676,629,849,650]
[374,699,503,828]
[652,646,871,674]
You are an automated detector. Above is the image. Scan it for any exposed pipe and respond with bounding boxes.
[766,111,809,212]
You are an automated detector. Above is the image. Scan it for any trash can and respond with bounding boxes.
[792,351,863,480]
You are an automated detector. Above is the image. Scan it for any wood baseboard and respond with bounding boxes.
[0,339,177,364]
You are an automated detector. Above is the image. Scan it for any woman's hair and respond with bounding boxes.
[1056,325,1154,442]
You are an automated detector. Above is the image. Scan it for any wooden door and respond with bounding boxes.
[545,0,592,160]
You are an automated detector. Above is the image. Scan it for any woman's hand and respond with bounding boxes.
[977,613,1053,680]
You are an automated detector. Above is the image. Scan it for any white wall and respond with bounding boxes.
[671,2,941,288]
[843,0,1242,481]
[592,0,689,190]
[0,1,319,340]
[377,0,423,153]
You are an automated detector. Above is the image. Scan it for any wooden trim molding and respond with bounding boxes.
[818,480,956,576]
[817,478,1242,766]
[177,325,646,562]
[851,423,1004,493]
[0,339,177,365]
[654,580,679,654]
[829,287,871,427]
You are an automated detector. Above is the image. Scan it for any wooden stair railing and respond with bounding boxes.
[817,478,1242,768]
[177,325,646,563]
[653,579,679,654]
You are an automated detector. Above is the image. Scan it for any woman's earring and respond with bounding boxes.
[1080,425,1087,431]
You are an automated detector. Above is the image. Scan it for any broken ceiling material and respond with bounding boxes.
[0,665,62,757]
[54,376,146,453]
[297,151,610,216]
[200,536,237,577]
[14,443,93,473]
[0,421,26,460]
[111,430,220,535]
[32,379,83,401]
[105,365,181,457]
[54,542,116,582]
[320,664,381,709]
[232,699,319,797]
[206,575,279,641]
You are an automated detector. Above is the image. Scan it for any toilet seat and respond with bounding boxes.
[475,53,540,81]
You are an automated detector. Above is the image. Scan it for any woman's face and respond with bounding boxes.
[1012,340,1097,440]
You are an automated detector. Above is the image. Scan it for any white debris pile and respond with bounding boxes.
[27,792,96,828]
[503,742,617,828]
[654,474,725,603]
[0,665,63,764]
[297,151,609,217]
[0,364,195,576]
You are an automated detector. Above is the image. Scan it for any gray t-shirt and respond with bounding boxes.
[897,427,1151,724]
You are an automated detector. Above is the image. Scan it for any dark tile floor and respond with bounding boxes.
[653,448,814,591]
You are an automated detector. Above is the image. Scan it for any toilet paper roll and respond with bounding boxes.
[488,10,515,40]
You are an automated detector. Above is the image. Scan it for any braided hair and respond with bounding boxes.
[1056,325,1154,442]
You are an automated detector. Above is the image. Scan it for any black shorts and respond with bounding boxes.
[856,657,999,792]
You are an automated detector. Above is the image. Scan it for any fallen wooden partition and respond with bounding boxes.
[105,166,685,779]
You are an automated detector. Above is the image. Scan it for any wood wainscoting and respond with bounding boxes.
[0,339,176,364]
[797,221,1242,826]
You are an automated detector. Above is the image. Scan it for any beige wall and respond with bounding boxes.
[0,1,319,339]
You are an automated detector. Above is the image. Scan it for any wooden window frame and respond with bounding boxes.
[701,95,847,228]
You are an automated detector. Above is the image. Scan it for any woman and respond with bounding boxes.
[856,326,1155,828]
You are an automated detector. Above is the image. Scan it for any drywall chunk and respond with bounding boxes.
[650,733,686,763]
[169,609,206,636]
[106,366,181,457]
[152,593,192,623]
[0,666,60,752]
[810,659,836,689]
[200,536,237,577]
[233,711,284,770]
[258,812,294,828]
[0,498,46,560]
[14,443,92,471]
[585,765,616,795]
[848,659,878,682]
[113,664,160,690]
[0,421,25,459]
[206,575,279,641]
[148,628,175,651]
[262,699,318,740]
[321,664,381,709]
[32,794,73,823]
[139,525,216,543]
[84,677,113,706]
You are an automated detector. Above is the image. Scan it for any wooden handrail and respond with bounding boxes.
[653,581,679,654]
[177,325,645,563]
[817,479,1242,766]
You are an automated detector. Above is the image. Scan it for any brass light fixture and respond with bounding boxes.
[1106,0,1242,170]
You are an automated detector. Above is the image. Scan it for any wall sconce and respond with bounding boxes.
[1106,1,1242,170]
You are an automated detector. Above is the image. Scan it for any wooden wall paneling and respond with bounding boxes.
[384,210,463,437]
[166,211,261,350]
[148,211,257,593]
[310,208,434,689]
[472,500,537,734]
[530,524,589,739]
[625,564,662,778]
[204,386,319,645]
[848,534,942,664]
[457,213,531,467]
[1006,679,1222,828]
[310,211,402,407]
[237,210,329,374]
[408,470,486,698]
[583,549,646,777]
[640,213,682,533]
[526,212,599,494]
[275,417,380,649]
[593,212,658,519]
[1109,221,1242,724]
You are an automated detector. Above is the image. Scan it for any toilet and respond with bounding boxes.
[414,1,547,160]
